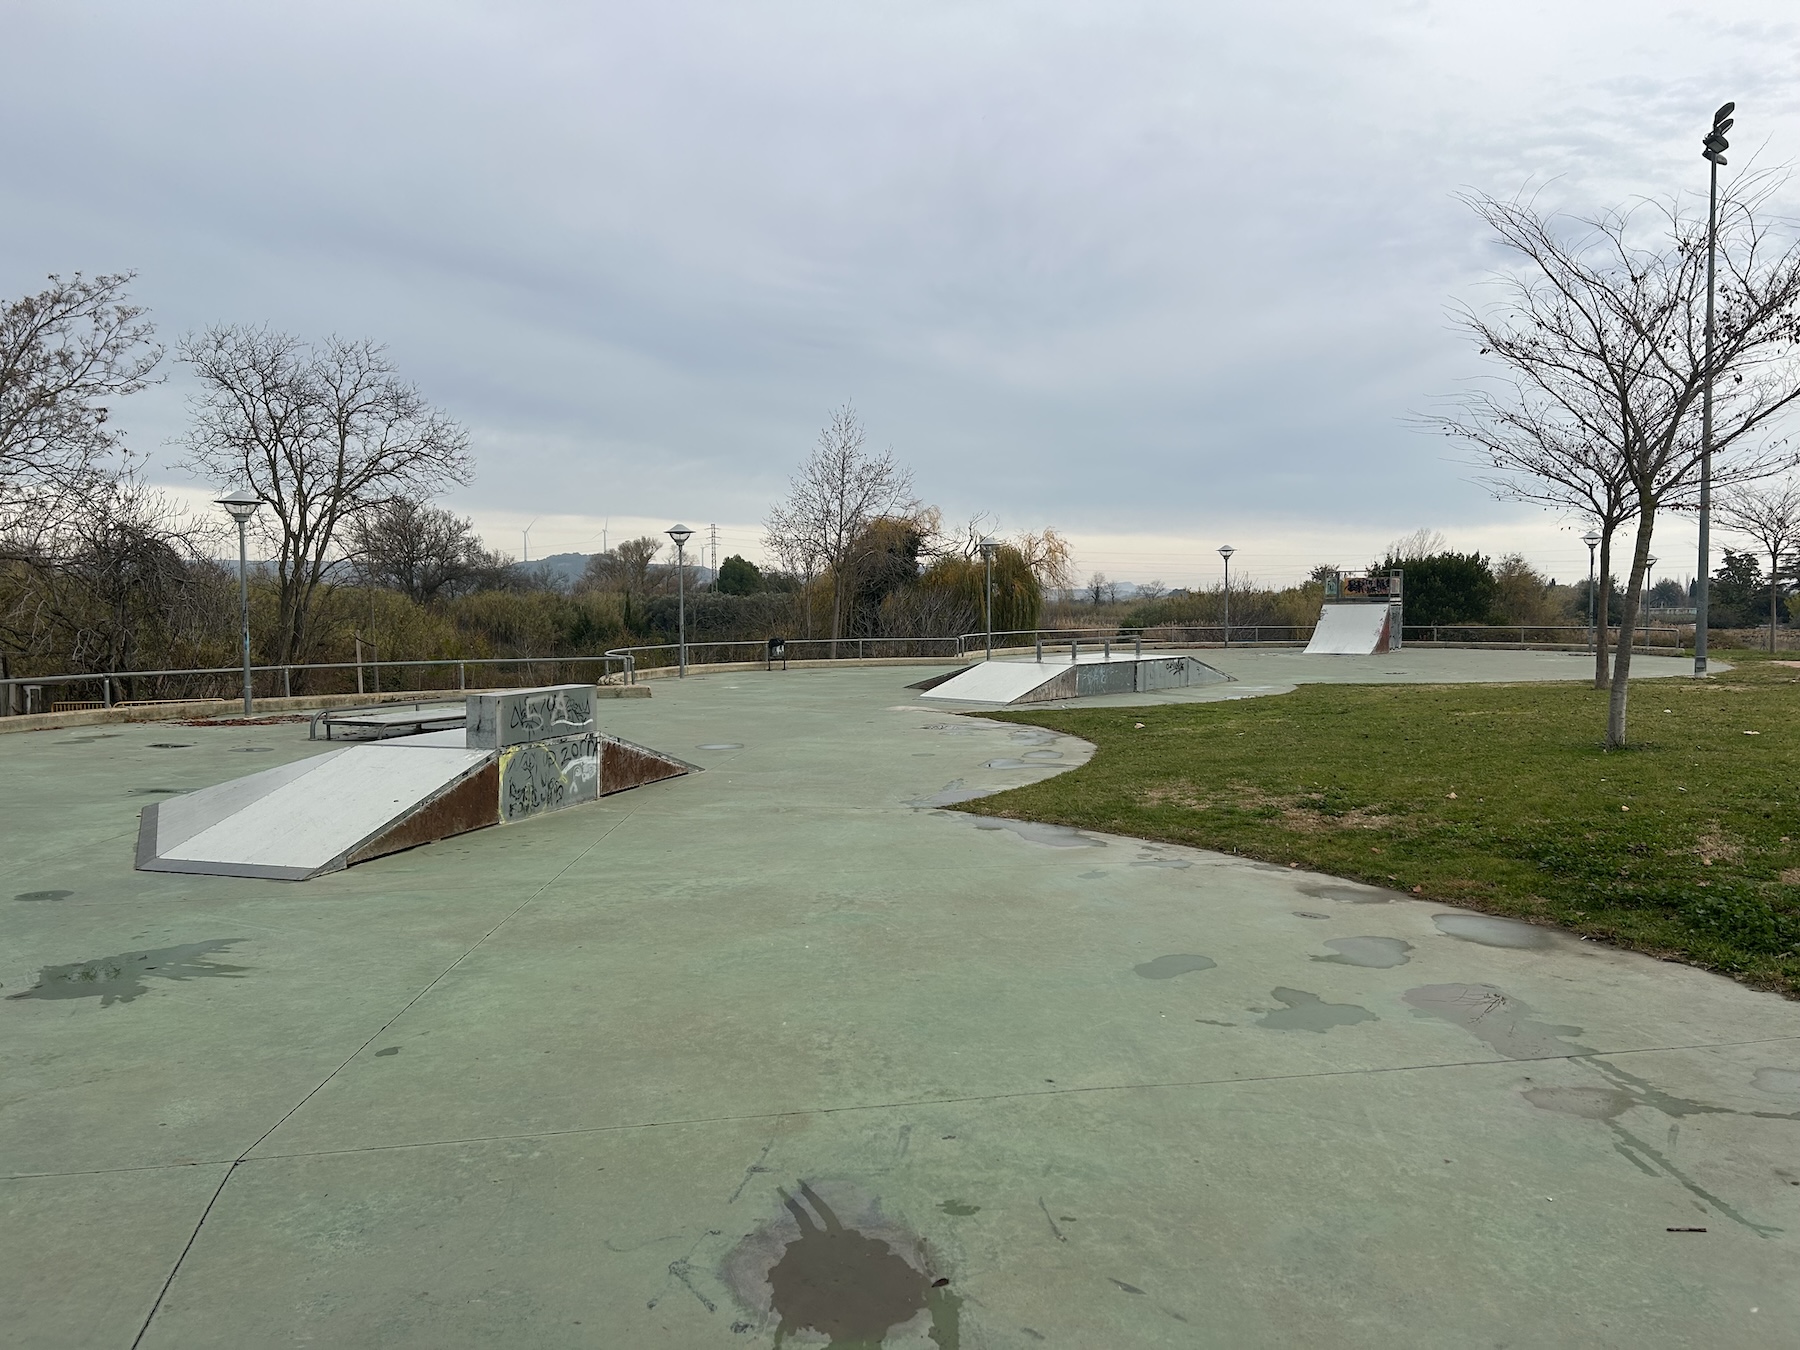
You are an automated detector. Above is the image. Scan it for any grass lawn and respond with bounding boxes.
[967,654,1800,997]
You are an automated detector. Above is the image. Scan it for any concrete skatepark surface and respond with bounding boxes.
[2,651,1794,1348]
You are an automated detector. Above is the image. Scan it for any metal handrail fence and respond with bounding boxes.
[0,622,1692,713]
[0,654,628,715]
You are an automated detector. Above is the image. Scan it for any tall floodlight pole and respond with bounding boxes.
[667,523,693,677]
[1218,545,1235,648]
[980,537,998,660]
[1695,101,1735,675]
[215,489,263,714]
[1583,530,1602,653]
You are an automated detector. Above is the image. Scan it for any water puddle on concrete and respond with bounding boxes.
[1293,911,1331,920]
[1022,749,1063,761]
[1313,936,1413,969]
[6,939,249,1007]
[1008,729,1057,746]
[228,746,274,753]
[907,780,994,808]
[972,819,1103,848]
[147,743,194,749]
[14,890,72,902]
[1134,954,1216,979]
[1523,1085,1635,1119]
[982,758,1033,769]
[59,734,120,744]
[1256,988,1377,1033]
[1298,882,1394,904]
[722,1180,960,1348]
[696,743,745,751]
[1431,913,1555,949]
[1752,1068,1800,1097]
[1131,858,1193,870]
[128,787,181,796]
[1403,983,1588,1058]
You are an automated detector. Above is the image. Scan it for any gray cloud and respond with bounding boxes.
[4,0,1798,573]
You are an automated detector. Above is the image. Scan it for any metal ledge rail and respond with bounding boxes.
[1,623,1693,712]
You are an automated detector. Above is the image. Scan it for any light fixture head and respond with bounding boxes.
[1582,531,1601,548]
[1217,544,1236,559]
[215,488,263,523]
[978,536,998,558]
[666,523,693,548]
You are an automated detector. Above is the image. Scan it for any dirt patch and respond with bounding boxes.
[1780,868,1800,887]
[1692,823,1744,865]
[1139,782,1395,834]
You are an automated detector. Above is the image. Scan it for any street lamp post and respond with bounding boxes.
[1218,545,1235,648]
[1583,530,1602,653]
[979,537,998,660]
[1695,100,1735,676]
[1645,556,1658,622]
[667,524,693,677]
[215,489,262,714]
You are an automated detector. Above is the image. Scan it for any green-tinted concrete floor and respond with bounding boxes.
[2,657,1796,1348]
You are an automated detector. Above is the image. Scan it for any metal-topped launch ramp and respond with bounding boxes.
[919,652,1229,705]
[135,686,693,881]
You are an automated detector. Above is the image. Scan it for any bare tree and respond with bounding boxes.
[581,536,662,597]
[179,327,471,667]
[0,273,162,549]
[1718,478,1800,651]
[763,404,917,650]
[1439,180,1800,746]
[1087,571,1109,606]
[347,498,506,605]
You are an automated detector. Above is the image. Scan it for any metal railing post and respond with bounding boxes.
[1070,638,1078,662]
[1036,634,1043,662]
[1135,635,1142,659]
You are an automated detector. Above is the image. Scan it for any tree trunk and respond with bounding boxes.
[1606,510,1656,749]
[1594,527,1614,689]
[1771,550,1780,655]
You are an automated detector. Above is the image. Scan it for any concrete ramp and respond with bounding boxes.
[136,685,696,881]
[1305,604,1396,655]
[136,743,496,880]
[920,653,1227,705]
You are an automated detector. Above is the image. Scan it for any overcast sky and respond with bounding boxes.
[5,1,1798,585]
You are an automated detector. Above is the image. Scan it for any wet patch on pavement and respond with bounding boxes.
[907,780,993,808]
[1523,1085,1636,1119]
[1403,983,1587,1058]
[14,889,73,902]
[1752,1068,1800,1096]
[972,819,1104,848]
[1298,882,1395,904]
[1312,936,1413,968]
[1256,988,1377,1032]
[722,1180,960,1347]
[1133,954,1216,980]
[1432,913,1556,949]
[696,743,745,751]
[6,939,250,1007]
